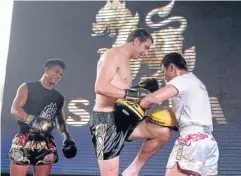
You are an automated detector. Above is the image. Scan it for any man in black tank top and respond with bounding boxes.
[8,59,77,176]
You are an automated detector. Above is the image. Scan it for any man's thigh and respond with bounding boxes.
[10,160,30,176]
[90,122,124,160]
[98,156,120,176]
[128,119,172,141]
[33,164,52,176]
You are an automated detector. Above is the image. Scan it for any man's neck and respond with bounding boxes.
[120,43,135,60]
[39,77,53,90]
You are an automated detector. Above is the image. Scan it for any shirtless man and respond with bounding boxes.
[89,28,173,176]
[140,52,219,176]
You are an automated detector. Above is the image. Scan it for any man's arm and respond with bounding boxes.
[11,83,28,120]
[56,101,76,157]
[55,101,68,136]
[140,85,178,109]
[95,50,126,99]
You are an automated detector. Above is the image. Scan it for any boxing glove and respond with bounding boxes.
[24,114,53,133]
[124,88,149,103]
[132,78,159,93]
[62,132,77,159]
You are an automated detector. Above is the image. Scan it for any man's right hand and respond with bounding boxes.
[24,115,53,133]
[124,88,149,103]
[62,132,77,159]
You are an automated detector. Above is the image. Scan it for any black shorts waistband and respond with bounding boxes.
[19,124,53,135]
[18,131,53,138]
[91,111,115,125]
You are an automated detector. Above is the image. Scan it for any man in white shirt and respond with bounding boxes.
[140,52,219,176]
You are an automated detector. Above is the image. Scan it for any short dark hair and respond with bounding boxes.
[162,52,188,71]
[44,58,66,70]
[126,28,154,44]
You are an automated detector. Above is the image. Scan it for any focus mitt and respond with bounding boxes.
[147,107,179,131]
[114,99,145,122]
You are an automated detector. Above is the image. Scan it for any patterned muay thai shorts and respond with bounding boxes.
[89,111,142,160]
[8,132,58,165]
[166,126,219,176]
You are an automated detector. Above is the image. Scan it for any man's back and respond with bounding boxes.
[168,73,213,131]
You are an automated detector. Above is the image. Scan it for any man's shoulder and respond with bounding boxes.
[22,81,39,88]
[104,47,121,57]
[178,73,206,88]
[176,73,196,81]
[185,73,204,85]
[170,73,189,82]
[168,73,193,87]
[24,80,39,84]
[100,47,122,64]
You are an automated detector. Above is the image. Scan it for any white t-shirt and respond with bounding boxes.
[167,73,213,131]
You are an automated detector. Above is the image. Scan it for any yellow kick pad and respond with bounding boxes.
[148,107,179,131]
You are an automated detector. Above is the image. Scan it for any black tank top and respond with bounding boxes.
[18,81,64,133]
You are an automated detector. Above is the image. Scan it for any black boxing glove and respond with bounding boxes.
[132,78,159,93]
[24,114,53,133]
[62,132,77,159]
[124,88,150,103]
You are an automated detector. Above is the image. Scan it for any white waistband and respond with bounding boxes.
[179,125,212,137]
